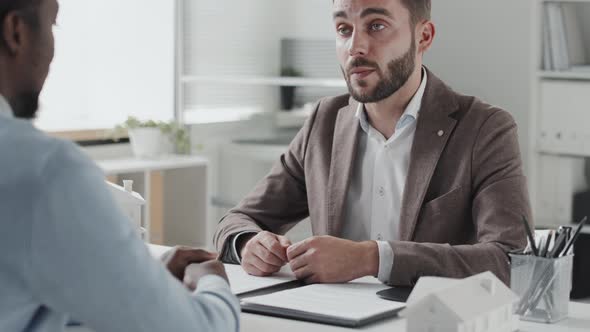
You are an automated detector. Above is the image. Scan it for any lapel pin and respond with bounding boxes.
[437,130,444,137]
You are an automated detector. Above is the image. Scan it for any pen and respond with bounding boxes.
[548,232,567,259]
[560,216,588,257]
[540,230,553,258]
[538,235,548,258]
[522,216,538,256]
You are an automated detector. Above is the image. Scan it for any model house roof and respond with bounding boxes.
[402,271,518,322]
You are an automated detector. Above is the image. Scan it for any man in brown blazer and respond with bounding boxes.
[214,0,531,286]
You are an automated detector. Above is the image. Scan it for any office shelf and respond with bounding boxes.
[538,70,590,81]
[180,75,347,88]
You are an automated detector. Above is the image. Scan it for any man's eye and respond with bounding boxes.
[370,23,385,31]
[337,26,352,36]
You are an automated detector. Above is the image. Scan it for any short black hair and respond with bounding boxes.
[0,0,41,49]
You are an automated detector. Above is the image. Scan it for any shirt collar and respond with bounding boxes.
[0,94,14,119]
[356,67,428,133]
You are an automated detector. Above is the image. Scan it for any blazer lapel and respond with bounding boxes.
[327,98,360,236]
[398,72,460,241]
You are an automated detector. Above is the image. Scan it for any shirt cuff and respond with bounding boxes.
[192,274,241,332]
[231,231,258,263]
[376,241,394,283]
[193,274,231,294]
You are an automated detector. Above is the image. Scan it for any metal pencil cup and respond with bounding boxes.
[510,254,573,323]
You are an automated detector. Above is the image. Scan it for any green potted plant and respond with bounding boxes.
[112,117,190,158]
[280,67,302,111]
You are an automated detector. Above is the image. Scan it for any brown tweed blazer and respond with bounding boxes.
[214,69,531,286]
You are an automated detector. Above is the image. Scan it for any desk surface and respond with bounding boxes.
[146,245,590,332]
[240,302,590,332]
[97,155,208,175]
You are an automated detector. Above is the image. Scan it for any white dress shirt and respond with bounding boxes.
[342,69,428,283]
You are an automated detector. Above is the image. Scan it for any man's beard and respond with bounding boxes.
[343,37,416,104]
[10,91,40,119]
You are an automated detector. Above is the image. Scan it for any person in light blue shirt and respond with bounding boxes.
[0,0,240,331]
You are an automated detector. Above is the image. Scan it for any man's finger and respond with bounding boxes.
[286,238,311,261]
[292,265,313,281]
[248,254,280,275]
[278,235,292,248]
[183,249,217,263]
[259,235,288,262]
[252,242,284,267]
[243,261,272,277]
[288,253,309,272]
[304,274,319,285]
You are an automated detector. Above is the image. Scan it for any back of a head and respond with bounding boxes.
[0,0,49,119]
[0,0,40,47]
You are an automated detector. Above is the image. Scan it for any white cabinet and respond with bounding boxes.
[98,156,211,248]
[538,81,590,156]
[529,0,590,227]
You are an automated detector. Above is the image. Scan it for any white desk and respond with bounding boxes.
[146,245,590,332]
[97,156,210,247]
[66,302,590,332]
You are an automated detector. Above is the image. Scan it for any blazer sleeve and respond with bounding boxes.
[213,100,322,259]
[389,109,531,286]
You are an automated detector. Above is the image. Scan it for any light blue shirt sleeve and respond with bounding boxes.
[26,143,240,332]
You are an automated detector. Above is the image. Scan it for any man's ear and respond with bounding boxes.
[417,21,436,54]
[1,12,25,56]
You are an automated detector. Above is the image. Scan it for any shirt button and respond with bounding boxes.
[377,234,383,241]
[378,187,385,197]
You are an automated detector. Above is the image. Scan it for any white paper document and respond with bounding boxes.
[224,264,296,295]
[241,278,405,320]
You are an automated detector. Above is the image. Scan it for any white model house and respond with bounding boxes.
[400,271,518,332]
[106,180,146,240]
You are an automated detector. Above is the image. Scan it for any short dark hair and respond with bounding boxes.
[401,0,431,26]
[332,0,431,26]
[0,0,41,49]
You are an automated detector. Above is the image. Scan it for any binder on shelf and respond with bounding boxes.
[543,3,570,71]
[562,4,586,68]
[543,7,553,71]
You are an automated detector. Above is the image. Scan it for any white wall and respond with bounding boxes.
[37,0,175,131]
[281,0,334,39]
[425,0,534,174]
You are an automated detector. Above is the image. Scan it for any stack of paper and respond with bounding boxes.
[240,278,405,327]
[224,264,296,295]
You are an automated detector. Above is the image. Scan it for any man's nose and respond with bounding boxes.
[348,30,369,57]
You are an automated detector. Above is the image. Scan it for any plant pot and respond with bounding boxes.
[160,133,175,155]
[128,128,166,158]
[280,86,297,111]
